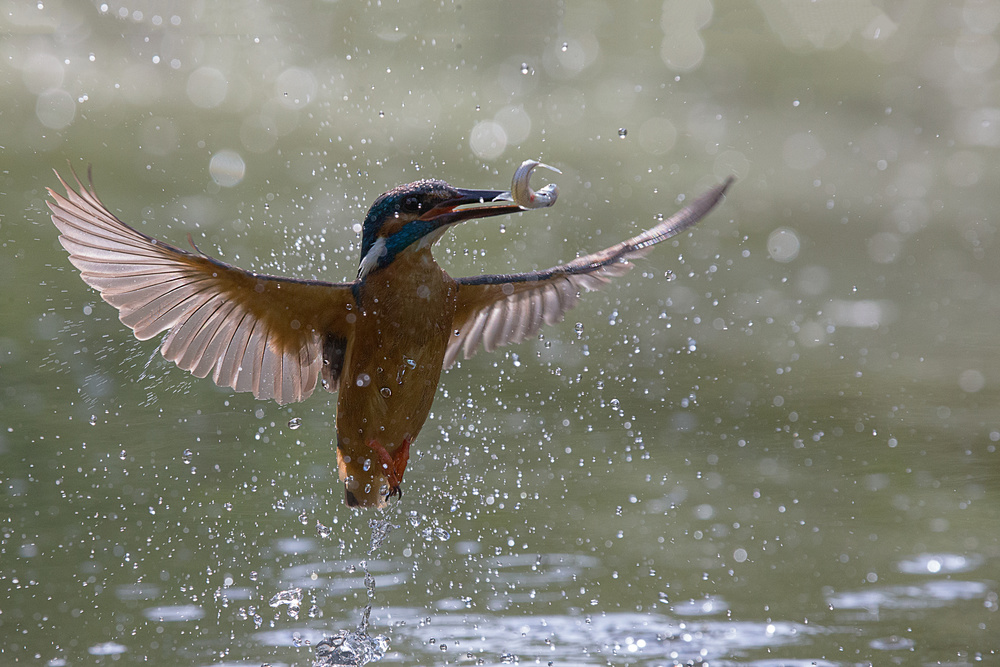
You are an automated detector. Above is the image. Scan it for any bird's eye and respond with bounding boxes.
[402,196,421,212]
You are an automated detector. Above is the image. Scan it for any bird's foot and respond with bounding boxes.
[365,436,411,500]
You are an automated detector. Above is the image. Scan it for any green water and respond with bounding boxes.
[2,1,998,665]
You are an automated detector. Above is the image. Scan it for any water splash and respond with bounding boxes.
[312,518,397,667]
[313,630,389,667]
[268,588,302,619]
[420,526,450,542]
[359,518,398,634]
[367,517,397,556]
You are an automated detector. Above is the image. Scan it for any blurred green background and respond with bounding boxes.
[2,1,998,665]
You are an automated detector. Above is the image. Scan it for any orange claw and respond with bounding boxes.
[365,437,411,499]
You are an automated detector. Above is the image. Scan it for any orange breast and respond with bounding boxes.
[335,248,457,503]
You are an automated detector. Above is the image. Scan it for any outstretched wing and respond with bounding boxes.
[445,177,733,367]
[47,168,357,405]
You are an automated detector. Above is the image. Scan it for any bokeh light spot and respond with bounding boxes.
[209,150,246,187]
[186,67,228,109]
[275,67,317,110]
[637,117,677,155]
[35,89,76,129]
[782,132,826,170]
[767,228,800,263]
[469,121,507,160]
[958,369,986,393]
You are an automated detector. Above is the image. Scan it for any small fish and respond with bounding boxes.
[497,159,561,209]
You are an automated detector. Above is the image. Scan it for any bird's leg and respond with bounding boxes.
[365,436,411,499]
[387,436,410,499]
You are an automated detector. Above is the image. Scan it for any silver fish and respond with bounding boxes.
[495,159,561,209]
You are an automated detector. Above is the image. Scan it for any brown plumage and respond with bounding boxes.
[47,165,732,507]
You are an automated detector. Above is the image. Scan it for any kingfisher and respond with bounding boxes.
[47,161,731,507]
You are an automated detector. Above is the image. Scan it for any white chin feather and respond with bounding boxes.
[417,226,450,250]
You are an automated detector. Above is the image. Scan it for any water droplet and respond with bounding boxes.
[288,417,302,430]
[89,415,97,426]
[119,449,127,460]
[499,224,506,234]
[249,571,259,581]
[380,387,392,398]
[378,110,384,118]
[610,398,620,408]
[618,128,628,138]
[316,521,333,538]
[298,511,309,525]
[665,270,677,282]
[356,373,371,387]
[561,42,569,51]
[181,449,193,464]
[520,62,529,74]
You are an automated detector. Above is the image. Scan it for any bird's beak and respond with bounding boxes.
[419,188,521,226]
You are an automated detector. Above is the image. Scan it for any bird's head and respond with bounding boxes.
[357,179,520,280]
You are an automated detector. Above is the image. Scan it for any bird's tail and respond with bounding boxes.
[336,439,390,508]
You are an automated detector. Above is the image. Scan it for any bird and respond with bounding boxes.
[47,163,732,508]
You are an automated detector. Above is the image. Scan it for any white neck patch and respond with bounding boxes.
[357,237,387,280]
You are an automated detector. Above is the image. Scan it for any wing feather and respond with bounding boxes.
[528,289,544,335]
[246,322,267,395]
[482,299,507,353]
[48,167,357,404]
[542,284,563,326]
[185,300,240,377]
[446,177,732,365]
[216,312,254,389]
[460,309,490,361]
